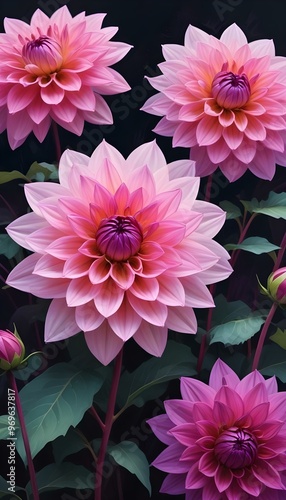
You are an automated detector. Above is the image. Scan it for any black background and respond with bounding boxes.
[0,1,286,499]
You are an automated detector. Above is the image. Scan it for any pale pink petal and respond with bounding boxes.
[147,414,174,445]
[75,302,104,332]
[84,323,124,366]
[133,322,168,357]
[126,140,166,174]
[167,305,197,333]
[180,377,215,403]
[44,299,79,342]
[6,213,48,251]
[209,359,240,391]
[127,293,168,326]
[94,279,124,317]
[107,298,142,341]
[152,443,189,473]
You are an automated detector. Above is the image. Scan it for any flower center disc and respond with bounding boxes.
[211,71,250,109]
[22,35,62,73]
[96,215,143,261]
[214,427,257,469]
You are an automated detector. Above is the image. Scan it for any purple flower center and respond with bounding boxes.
[211,71,250,109]
[214,427,257,469]
[22,35,62,73]
[96,215,143,262]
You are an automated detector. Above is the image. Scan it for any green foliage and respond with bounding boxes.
[0,162,58,185]
[219,200,242,219]
[210,295,266,346]
[53,428,87,463]
[225,236,280,255]
[269,328,286,350]
[0,415,19,439]
[241,191,286,219]
[16,362,104,462]
[26,463,93,499]
[260,344,286,382]
[0,235,20,259]
[116,340,197,411]
[108,441,151,495]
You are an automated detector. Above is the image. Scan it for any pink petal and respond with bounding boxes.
[198,451,219,477]
[75,302,104,332]
[44,298,79,342]
[24,182,70,216]
[129,276,159,301]
[110,262,135,290]
[157,275,185,306]
[88,258,111,284]
[107,298,142,341]
[160,473,186,495]
[133,322,168,357]
[209,359,240,391]
[127,293,168,326]
[252,459,285,489]
[180,377,215,403]
[164,399,195,425]
[7,84,36,114]
[33,254,64,277]
[147,414,174,445]
[84,322,124,365]
[152,443,189,473]
[41,82,65,105]
[170,422,199,446]
[214,465,233,492]
[126,140,166,174]
[166,306,197,333]
[196,116,222,146]
[6,213,48,251]
[94,279,124,317]
[66,276,97,307]
[185,462,208,489]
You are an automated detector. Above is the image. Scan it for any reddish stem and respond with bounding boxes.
[6,371,39,500]
[197,284,215,373]
[252,302,278,371]
[89,406,105,432]
[52,121,61,165]
[94,349,123,500]
[204,173,213,203]
[230,213,257,268]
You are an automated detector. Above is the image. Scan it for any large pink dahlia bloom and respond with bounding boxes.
[6,141,231,365]
[0,6,131,149]
[142,24,286,182]
[149,359,286,499]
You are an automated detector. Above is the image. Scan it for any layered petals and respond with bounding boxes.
[142,23,286,181]
[150,359,286,498]
[6,140,231,364]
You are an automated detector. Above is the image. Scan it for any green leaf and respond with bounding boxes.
[0,235,20,259]
[219,201,242,220]
[0,474,23,499]
[108,441,151,495]
[225,237,280,255]
[16,362,104,462]
[210,295,266,346]
[26,162,58,182]
[0,415,19,440]
[210,316,265,346]
[117,340,197,410]
[270,328,286,350]
[26,463,93,499]
[53,428,86,463]
[242,191,286,219]
[0,171,28,184]
[260,344,286,382]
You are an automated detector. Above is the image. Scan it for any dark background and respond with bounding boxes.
[0,1,286,499]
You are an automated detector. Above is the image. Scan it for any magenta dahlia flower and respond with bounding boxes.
[142,24,286,182]
[149,359,286,499]
[6,140,231,365]
[0,6,131,149]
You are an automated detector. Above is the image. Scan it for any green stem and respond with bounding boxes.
[94,349,123,500]
[252,302,278,371]
[6,371,39,500]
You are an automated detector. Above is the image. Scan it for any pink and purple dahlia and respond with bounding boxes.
[142,24,286,182]
[149,359,286,499]
[6,140,231,365]
[0,6,131,148]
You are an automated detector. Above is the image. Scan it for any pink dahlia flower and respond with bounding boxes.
[6,140,231,365]
[0,6,131,149]
[149,359,286,499]
[142,23,286,182]
[0,329,25,370]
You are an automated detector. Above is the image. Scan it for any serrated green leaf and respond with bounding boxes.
[16,362,104,462]
[0,171,28,184]
[246,191,286,219]
[108,441,151,495]
[270,328,286,350]
[225,237,280,255]
[117,341,197,410]
[0,235,20,259]
[209,316,265,346]
[26,463,93,499]
[53,428,86,463]
[219,201,242,219]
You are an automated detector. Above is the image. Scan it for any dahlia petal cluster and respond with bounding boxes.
[0,6,131,148]
[142,23,286,182]
[6,141,231,365]
[149,359,286,499]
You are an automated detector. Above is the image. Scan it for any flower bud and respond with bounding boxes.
[0,328,25,371]
[266,267,286,305]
